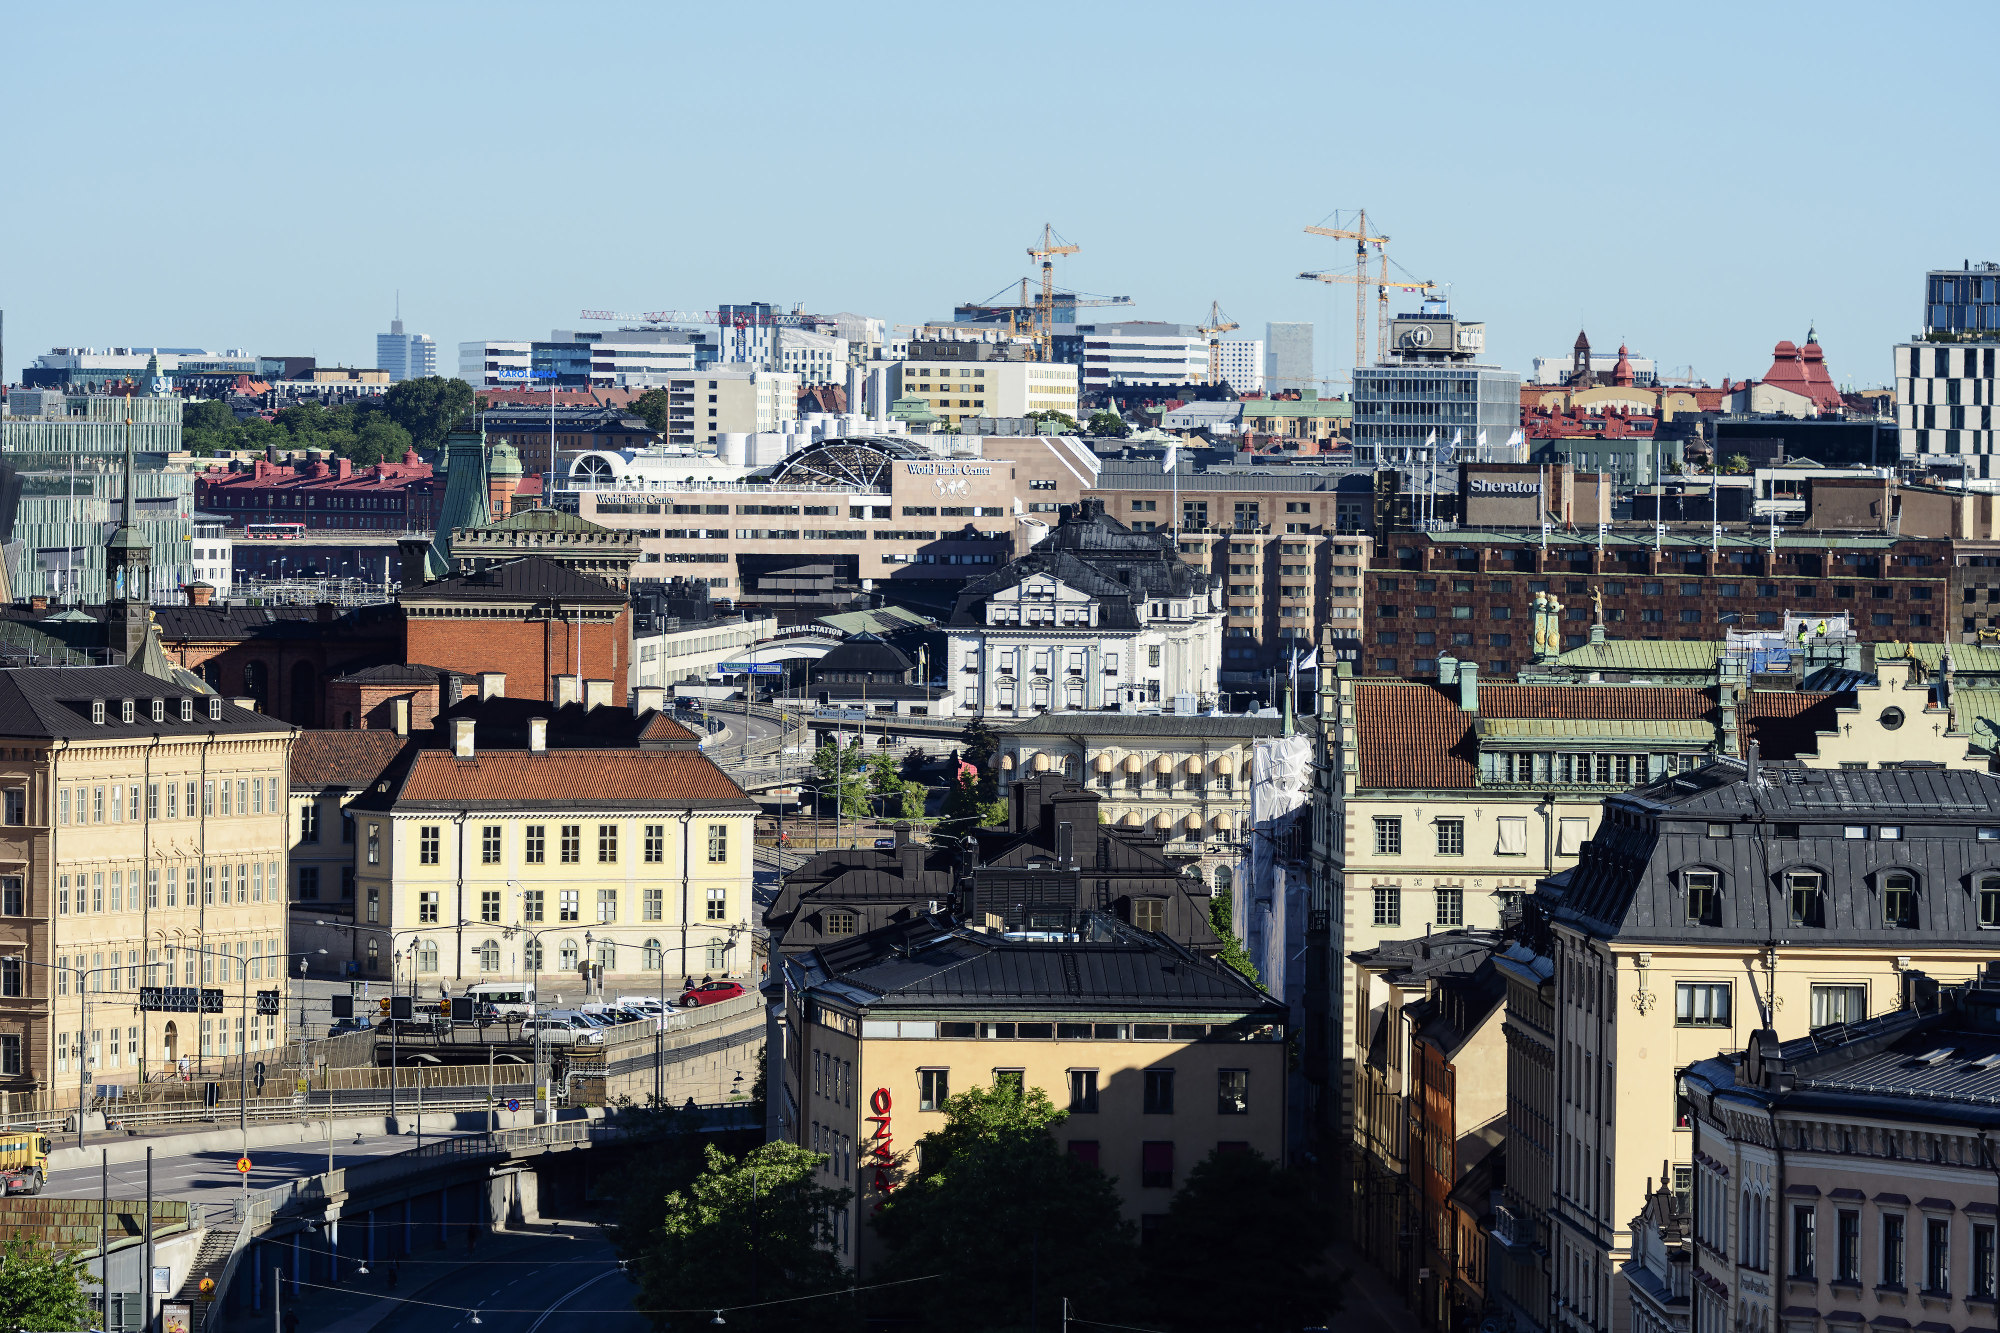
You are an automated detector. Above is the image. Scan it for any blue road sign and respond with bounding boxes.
[506,1098,520,1113]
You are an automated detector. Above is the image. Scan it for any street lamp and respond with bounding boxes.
[7,955,125,1153]
[313,921,463,1124]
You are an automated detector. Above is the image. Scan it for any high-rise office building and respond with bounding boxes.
[1351,302,1519,467]
[1265,322,1313,393]
[376,317,437,383]
[1898,264,2000,475]
[1214,339,1265,394]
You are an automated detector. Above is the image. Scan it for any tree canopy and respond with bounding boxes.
[381,376,473,451]
[866,751,927,821]
[1138,1148,1342,1332]
[1086,409,1130,438]
[623,1140,852,1333]
[180,398,416,467]
[0,1237,97,1332]
[872,1081,1137,1331]
[1208,881,1261,985]
[1025,409,1079,434]
[811,740,871,817]
[630,388,672,433]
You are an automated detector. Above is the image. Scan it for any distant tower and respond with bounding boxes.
[1612,344,1635,388]
[486,440,523,520]
[1570,330,1592,385]
[106,418,153,662]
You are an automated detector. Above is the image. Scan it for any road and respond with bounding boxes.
[43,1127,483,1222]
[360,1226,644,1333]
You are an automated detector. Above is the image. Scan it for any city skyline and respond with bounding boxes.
[5,2,1992,393]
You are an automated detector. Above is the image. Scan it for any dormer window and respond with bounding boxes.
[90,700,105,726]
[179,698,193,722]
[208,698,222,722]
[150,699,164,723]
[120,700,134,725]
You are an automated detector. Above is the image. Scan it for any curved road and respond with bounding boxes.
[367,1227,645,1333]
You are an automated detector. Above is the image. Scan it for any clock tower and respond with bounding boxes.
[106,417,153,665]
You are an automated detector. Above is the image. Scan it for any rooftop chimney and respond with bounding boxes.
[529,717,548,753]
[28,596,46,613]
[478,671,505,700]
[1459,661,1479,713]
[553,675,580,708]
[633,686,665,715]
[452,717,475,759]
[583,679,612,711]
[390,696,411,737]
[186,583,214,607]
[895,821,922,885]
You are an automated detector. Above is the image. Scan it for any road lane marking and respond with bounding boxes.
[527,1270,622,1333]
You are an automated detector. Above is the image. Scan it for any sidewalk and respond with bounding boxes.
[1326,1238,1417,1333]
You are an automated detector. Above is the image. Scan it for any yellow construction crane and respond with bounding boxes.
[1196,300,1239,387]
[1297,264,1440,367]
[1027,223,1080,361]
[1302,213,1387,371]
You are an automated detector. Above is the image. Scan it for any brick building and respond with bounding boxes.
[401,557,632,708]
[195,454,440,532]
[1363,529,1950,679]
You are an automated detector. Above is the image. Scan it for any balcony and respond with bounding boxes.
[1491,1203,1543,1257]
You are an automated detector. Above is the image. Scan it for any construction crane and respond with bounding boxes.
[1296,266,1440,368]
[1301,213,1387,371]
[1026,223,1080,361]
[579,308,722,325]
[1196,301,1239,387]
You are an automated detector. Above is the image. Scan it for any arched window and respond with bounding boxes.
[365,939,380,973]
[1785,871,1825,928]
[1883,872,1918,928]
[416,940,439,973]
[523,938,543,972]
[1684,870,1721,926]
[559,938,579,971]
[594,940,616,971]
[705,940,731,970]
[1214,865,1233,896]
[479,939,500,972]
[643,939,663,970]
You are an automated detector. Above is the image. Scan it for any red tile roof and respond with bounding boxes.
[384,748,754,810]
[291,731,409,790]
[1354,682,1478,789]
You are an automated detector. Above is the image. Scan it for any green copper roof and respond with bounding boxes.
[1479,717,1715,742]
[1239,396,1351,420]
[1950,688,2000,752]
[423,425,492,578]
[1554,639,1722,672]
[1881,642,2000,675]
[469,507,616,537]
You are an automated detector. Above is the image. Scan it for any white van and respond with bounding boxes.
[464,983,537,1019]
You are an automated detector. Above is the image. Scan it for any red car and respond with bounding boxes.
[678,980,747,1007]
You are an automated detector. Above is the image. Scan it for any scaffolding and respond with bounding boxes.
[230,576,397,608]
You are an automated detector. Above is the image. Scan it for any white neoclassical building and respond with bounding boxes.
[947,499,1224,716]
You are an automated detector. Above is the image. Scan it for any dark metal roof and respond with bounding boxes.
[791,913,1279,1017]
[1000,712,1285,739]
[813,632,913,675]
[402,555,625,604]
[0,666,290,740]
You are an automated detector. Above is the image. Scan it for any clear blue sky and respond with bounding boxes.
[5,1,1990,392]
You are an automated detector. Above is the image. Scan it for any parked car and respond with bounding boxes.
[327,1018,371,1038]
[521,1017,602,1045]
[677,980,748,1007]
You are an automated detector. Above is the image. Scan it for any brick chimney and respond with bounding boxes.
[28,596,46,613]
[185,583,214,607]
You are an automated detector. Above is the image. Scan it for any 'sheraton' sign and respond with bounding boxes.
[1469,479,1540,495]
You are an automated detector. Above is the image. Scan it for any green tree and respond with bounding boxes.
[811,740,870,817]
[383,376,473,451]
[1723,453,1751,475]
[1025,409,1079,434]
[933,716,1006,844]
[1140,1148,1341,1333]
[630,388,672,433]
[1209,883,1261,985]
[873,1082,1136,1331]
[0,1237,97,1332]
[866,752,926,820]
[625,1141,852,1333]
[1086,409,1129,438]
[350,415,415,467]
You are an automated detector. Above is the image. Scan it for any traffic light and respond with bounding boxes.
[389,995,414,1020]
[331,995,354,1020]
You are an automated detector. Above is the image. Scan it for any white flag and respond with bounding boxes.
[1424,429,1437,450]
[1162,443,1178,475]
[1507,429,1524,450]
[1289,646,1317,680]
[1476,429,1488,451]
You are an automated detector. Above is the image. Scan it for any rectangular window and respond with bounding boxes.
[598,824,618,863]
[1675,981,1730,1027]
[643,887,662,921]
[297,867,320,901]
[1974,1222,1996,1298]
[597,888,617,923]
[481,826,502,864]
[560,890,579,922]
[1809,984,1865,1028]
[1496,817,1527,855]
[1068,1069,1099,1114]
[1792,1205,1816,1278]
[1838,1210,1862,1281]
[418,890,438,924]
[707,887,727,921]
[1143,1068,1175,1114]
[1373,817,1401,855]
[419,826,440,865]
[481,890,500,923]
[202,866,214,906]
[1883,1214,1906,1287]
[1373,886,1401,927]
[522,889,544,923]
[1686,870,1720,925]
[919,1068,949,1112]
[218,781,231,816]
[525,825,545,863]
[708,824,729,863]
[1787,870,1824,927]
[1435,819,1463,856]
[201,781,213,817]
[560,826,580,864]
[1436,887,1464,927]
[644,825,664,863]
[1926,1217,1950,1294]
[94,787,105,822]
[1217,1069,1249,1115]
[1141,1141,1174,1189]
[366,822,380,864]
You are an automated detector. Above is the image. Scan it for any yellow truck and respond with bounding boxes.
[0,1132,51,1194]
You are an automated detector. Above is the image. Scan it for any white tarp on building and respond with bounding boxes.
[1232,731,1313,1005]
